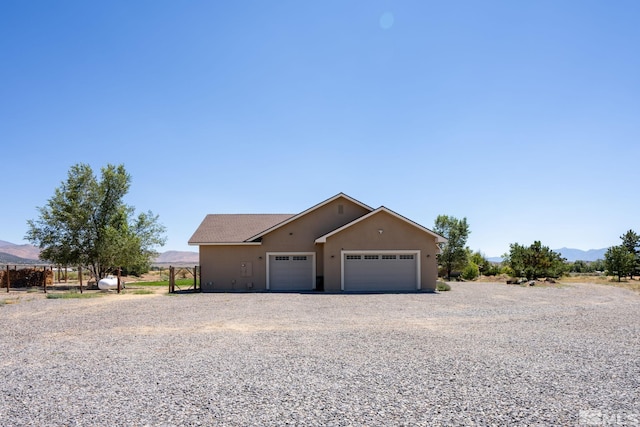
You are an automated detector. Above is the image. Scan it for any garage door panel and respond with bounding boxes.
[269,254,314,291]
[343,253,417,292]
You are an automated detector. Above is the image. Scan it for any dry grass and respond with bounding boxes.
[473,274,640,293]
[560,274,640,292]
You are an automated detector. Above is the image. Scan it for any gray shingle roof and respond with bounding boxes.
[188,214,295,244]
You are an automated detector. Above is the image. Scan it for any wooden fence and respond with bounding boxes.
[1,265,94,293]
[168,265,200,293]
[1,265,54,293]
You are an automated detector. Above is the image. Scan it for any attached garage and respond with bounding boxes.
[190,194,446,292]
[342,250,420,292]
[267,252,315,291]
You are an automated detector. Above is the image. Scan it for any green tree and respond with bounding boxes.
[469,250,492,276]
[620,229,640,278]
[26,163,166,279]
[434,215,470,279]
[604,245,636,282]
[461,262,479,280]
[590,259,606,273]
[502,241,566,280]
[569,260,593,274]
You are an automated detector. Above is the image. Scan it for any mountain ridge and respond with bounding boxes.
[554,247,607,262]
[488,247,607,263]
[1,240,606,264]
[0,240,198,264]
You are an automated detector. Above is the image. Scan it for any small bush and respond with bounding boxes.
[462,262,479,281]
[436,281,451,291]
[483,264,503,276]
[501,266,515,276]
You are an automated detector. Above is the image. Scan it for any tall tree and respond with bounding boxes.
[26,163,166,279]
[502,241,566,280]
[433,215,470,279]
[620,229,640,278]
[604,245,636,282]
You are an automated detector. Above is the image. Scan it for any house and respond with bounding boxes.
[188,193,446,292]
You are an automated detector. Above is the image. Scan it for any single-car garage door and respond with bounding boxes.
[343,252,419,291]
[268,253,315,291]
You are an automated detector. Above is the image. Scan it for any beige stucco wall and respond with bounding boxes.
[199,197,370,291]
[199,245,265,291]
[322,211,440,292]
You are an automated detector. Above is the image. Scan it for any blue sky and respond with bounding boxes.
[2,1,639,257]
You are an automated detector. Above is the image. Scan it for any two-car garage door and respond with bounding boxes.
[267,251,420,292]
[342,251,419,292]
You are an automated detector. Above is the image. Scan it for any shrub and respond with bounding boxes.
[436,281,451,291]
[483,263,502,276]
[501,266,515,276]
[462,262,479,281]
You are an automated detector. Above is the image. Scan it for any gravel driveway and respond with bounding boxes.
[1,282,638,426]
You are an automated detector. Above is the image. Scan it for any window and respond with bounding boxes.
[364,255,379,260]
[399,254,414,260]
[382,255,397,260]
[275,256,289,261]
[292,256,307,261]
[346,255,361,260]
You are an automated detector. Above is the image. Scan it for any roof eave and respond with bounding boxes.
[188,242,262,246]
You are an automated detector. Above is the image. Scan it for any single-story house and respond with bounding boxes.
[188,193,446,292]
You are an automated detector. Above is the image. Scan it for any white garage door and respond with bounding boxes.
[343,252,419,292]
[268,253,315,291]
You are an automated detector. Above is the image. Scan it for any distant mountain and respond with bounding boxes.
[555,248,607,262]
[0,241,41,260]
[0,251,42,264]
[0,239,198,265]
[154,250,199,264]
[488,247,607,264]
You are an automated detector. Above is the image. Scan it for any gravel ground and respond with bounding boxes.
[0,282,639,426]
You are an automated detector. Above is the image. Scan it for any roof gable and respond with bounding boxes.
[188,214,294,244]
[245,193,373,241]
[315,207,447,244]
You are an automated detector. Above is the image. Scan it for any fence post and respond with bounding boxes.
[6,265,9,293]
[78,266,83,294]
[193,265,197,292]
[169,266,175,293]
[117,268,121,294]
[43,266,48,294]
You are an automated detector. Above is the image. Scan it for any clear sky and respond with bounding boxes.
[2,1,639,257]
